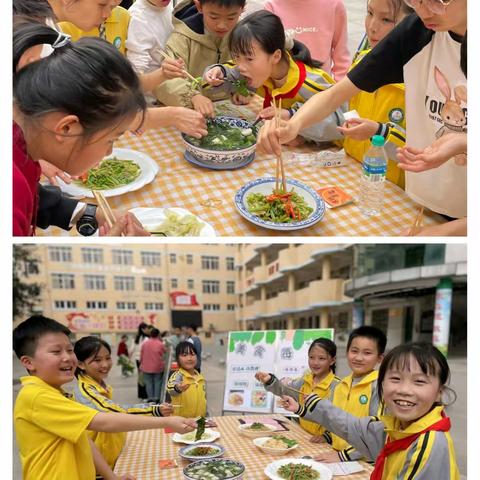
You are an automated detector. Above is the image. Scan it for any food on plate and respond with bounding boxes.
[277,462,320,480]
[244,422,271,431]
[186,121,256,150]
[77,157,141,190]
[228,392,244,406]
[147,210,203,236]
[184,459,244,479]
[246,189,313,223]
[262,435,298,450]
[181,430,211,442]
[186,446,221,457]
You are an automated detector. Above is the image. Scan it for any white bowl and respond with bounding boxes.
[172,428,221,445]
[238,423,278,438]
[182,116,256,167]
[253,436,299,455]
[235,177,325,231]
[183,459,245,480]
[264,458,333,480]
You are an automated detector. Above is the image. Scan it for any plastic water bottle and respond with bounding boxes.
[358,135,387,216]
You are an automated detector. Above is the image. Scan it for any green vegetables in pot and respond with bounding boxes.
[186,121,256,150]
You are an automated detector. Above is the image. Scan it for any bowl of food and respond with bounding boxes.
[235,177,325,231]
[264,458,332,480]
[182,116,257,169]
[183,458,245,480]
[253,435,299,455]
[179,443,225,462]
[238,422,278,438]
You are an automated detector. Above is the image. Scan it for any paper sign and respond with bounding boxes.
[317,186,354,208]
[327,461,365,476]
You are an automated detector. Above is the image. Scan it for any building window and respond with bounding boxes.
[201,256,219,270]
[84,275,106,290]
[187,279,194,289]
[116,302,137,310]
[226,281,235,294]
[186,254,193,265]
[112,249,133,265]
[170,253,176,264]
[171,278,178,289]
[114,276,135,291]
[53,300,77,310]
[81,248,103,264]
[204,304,220,311]
[226,257,235,270]
[48,246,72,262]
[86,301,108,310]
[202,280,220,294]
[145,302,164,311]
[51,273,75,289]
[371,308,389,334]
[141,251,161,267]
[227,304,235,311]
[143,277,162,292]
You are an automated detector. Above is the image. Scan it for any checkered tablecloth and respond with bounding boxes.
[41,98,443,236]
[113,415,373,479]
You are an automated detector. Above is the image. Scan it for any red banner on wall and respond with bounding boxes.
[169,291,199,307]
[65,312,158,332]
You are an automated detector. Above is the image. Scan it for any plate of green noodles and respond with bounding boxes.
[58,148,159,198]
[264,458,332,480]
[234,178,325,231]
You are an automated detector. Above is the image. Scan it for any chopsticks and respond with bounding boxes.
[158,50,200,85]
[272,97,287,192]
[408,206,424,236]
[92,190,116,229]
[281,384,306,396]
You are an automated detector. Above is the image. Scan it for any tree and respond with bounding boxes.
[13,245,42,319]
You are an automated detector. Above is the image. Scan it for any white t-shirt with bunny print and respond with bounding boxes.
[348,14,467,219]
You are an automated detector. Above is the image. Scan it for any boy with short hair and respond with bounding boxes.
[13,315,196,480]
[317,325,387,463]
[153,0,246,116]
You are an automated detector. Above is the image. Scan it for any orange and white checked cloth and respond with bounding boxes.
[114,415,373,479]
[41,98,443,236]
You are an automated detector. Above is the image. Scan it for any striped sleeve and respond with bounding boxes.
[263,374,303,402]
[167,371,184,396]
[78,383,162,416]
[377,122,406,161]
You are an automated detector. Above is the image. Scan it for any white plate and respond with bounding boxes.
[238,423,278,438]
[253,436,299,455]
[264,458,333,480]
[234,177,325,231]
[172,429,221,444]
[58,148,159,198]
[130,207,216,237]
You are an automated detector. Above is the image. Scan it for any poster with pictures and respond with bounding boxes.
[223,331,277,413]
[223,329,334,414]
[272,329,334,414]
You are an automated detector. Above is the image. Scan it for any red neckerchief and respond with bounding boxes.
[370,413,451,480]
[262,60,307,108]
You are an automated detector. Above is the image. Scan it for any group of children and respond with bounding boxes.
[11,0,467,236]
[13,314,459,479]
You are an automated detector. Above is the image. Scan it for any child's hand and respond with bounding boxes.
[255,372,272,384]
[231,92,252,105]
[337,117,379,140]
[160,57,186,80]
[159,403,174,416]
[309,435,326,443]
[191,94,215,118]
[314,451,341,463]
[39,159,78,186]
[177,383,191,392]
[204,66,225,86]
[171,107,208,138]
[99,213,151,237]
[164,416,197,433]
[279,395,299,412]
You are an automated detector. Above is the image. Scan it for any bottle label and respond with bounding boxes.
[363,162,386,182]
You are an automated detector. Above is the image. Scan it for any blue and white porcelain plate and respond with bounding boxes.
[234,177,326,231]
[178,442,225,462]
[184,150,255,170]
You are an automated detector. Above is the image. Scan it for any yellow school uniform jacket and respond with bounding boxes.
[264,371,341,435]
[329,370,381,460]
[218,53,346,143]
[167,367,207,418]
[14,376,98,480]
[298,398,460,479]
[345,48,406,188]
[59,6,130,54]
[73,373,163,468]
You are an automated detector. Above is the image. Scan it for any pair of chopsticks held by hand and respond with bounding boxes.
[408,206,424,236]
[158,50,199,85]
[272,97,287,192]
[92,190,116,230]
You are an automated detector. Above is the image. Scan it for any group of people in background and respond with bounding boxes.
[12,0,467,236]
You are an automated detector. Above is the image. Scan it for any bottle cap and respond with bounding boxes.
[371,135,385,147]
